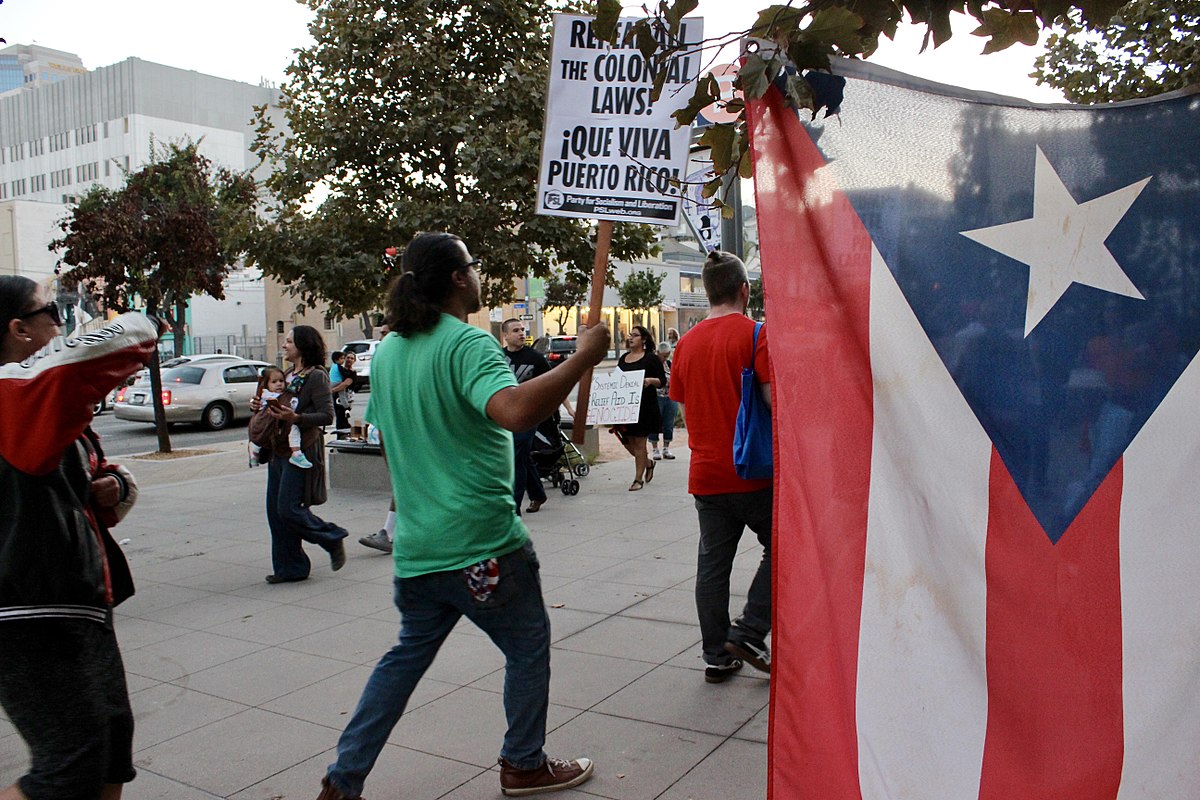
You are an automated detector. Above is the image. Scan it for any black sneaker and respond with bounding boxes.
[329,540,346,571]
[704,659,743,683]
[725,640,770,674]
[499,755,594,796]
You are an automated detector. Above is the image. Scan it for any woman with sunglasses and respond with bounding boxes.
[0,275,164,800]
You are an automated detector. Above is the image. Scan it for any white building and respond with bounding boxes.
[0,50,282,349]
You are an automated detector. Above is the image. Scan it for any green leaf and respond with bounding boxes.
[698,124,736,174]
[635,21,659,61]
[664,0,700,34]
[749,5,805,39]
[594,0,622,42]
[735,52,772,99]
[804,6,866,54]
[973,9,1041,53]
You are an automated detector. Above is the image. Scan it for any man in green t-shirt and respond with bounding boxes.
[316,232,609,800]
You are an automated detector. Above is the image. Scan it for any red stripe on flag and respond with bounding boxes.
[749,88,873,800]
[980,451,1124,799]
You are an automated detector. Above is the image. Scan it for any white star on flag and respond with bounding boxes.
[961,146,1150,337]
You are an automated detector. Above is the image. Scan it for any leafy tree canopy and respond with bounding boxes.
[51,140,257,334]
[49,139,257,452]
[619,267,666,312]
[594,0,1134,190]
[1034,0,1200,103]
[251,0,659,315]
[543,274,588,334]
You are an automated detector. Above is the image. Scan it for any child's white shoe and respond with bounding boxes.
[289,452,314,469]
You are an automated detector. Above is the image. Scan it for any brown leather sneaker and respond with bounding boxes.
[499,755,595,796]
[316,775,362,800]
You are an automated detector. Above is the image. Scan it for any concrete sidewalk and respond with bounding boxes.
[0,444,769,800]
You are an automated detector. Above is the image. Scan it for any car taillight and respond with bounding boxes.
[161,390,172,406]
[549,353,562,361]
[116,389,126,403]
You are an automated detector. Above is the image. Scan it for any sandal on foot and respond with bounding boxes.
[629,479,644,491]
[645,461,655,483]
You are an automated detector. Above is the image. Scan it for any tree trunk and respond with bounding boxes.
[173,299,188,358]
[359,311,374,340]
[145,302,173,454]
[147,342,172,455]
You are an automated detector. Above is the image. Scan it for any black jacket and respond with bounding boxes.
[0,314,157,624]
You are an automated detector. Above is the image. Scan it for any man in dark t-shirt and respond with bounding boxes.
[503,319,551,514]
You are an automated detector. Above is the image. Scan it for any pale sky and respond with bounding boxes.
[0,0,1065,102]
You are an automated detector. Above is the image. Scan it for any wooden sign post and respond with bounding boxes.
[572,218,612,445]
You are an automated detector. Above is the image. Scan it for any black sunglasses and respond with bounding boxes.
[18,303,62,326]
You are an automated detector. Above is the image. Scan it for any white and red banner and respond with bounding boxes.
[749,64,1200,799]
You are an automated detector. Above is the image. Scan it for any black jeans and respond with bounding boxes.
[0,618,136,799]
[694,488,773,666]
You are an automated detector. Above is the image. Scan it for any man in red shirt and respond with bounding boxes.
[669,250,773,683]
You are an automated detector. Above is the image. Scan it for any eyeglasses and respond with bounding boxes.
[18,303,62,326]
[462,259,481,270]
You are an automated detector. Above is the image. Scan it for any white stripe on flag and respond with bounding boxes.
[1117,351,1200,798]
[857,246,992,799]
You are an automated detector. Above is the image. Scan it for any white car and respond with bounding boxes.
[114,359,271,430]
[341,340,381,388]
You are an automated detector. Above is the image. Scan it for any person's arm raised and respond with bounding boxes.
[486,323,609,433]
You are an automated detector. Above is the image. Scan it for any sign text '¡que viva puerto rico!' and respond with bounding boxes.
[546,125,681,192]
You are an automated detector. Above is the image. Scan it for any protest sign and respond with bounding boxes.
[585,369,644,426]
[682,159,721,252]
[537,13,702,226]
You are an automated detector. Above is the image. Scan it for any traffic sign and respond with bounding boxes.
[519,314,535,321]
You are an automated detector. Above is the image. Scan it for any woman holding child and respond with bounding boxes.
[254,325,348,584]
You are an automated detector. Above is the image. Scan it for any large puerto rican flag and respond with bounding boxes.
[748,61,1200,799]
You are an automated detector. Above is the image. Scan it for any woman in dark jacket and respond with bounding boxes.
[258,324,348,584]
[0,275,161,800]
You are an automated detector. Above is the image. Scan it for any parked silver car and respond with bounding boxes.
[114,359,270,430]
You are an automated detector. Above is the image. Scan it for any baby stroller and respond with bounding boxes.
[531,415,589,496]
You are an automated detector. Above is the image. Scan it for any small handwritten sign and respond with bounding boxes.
[586,369,644,425]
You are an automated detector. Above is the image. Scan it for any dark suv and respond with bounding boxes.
[546,336,578,366]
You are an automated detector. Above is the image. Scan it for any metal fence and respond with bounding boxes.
[190,334,268,362]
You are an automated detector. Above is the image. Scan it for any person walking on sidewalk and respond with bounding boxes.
[316,232,607,800]
[613,325,666,491]
[0,276,164,800]
[253,325,349,585]
[360,322,396,554]
[669,250,774,684]
[502,318,551,514]
[648,340,678,461]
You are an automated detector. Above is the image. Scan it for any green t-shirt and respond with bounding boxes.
[364,314,527,578]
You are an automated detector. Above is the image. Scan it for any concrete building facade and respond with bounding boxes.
[0,51,281,348]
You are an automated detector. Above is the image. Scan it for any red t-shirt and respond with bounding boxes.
[669,314,771,495]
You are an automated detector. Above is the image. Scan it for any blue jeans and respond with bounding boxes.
[326,542,550,797]
[265,456,347,580]
[648,396,677,445]
[694,489,773,666]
